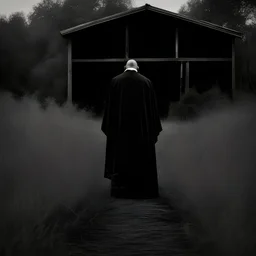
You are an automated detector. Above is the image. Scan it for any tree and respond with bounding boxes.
[179,0,256,92]
[0,12,33,96]
[97,0,134,17]
[27,0,133,103]
[179,0,256,29]
[0,0,134,102]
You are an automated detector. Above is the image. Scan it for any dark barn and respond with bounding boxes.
[60,4,243,117]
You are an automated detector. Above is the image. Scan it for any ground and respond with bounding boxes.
[66,196,200,256]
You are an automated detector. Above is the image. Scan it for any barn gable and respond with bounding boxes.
[60,4,242,38]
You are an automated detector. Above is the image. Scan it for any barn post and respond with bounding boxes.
[180,62,183,98]
[175,28,179,58]
[232,37,236,99]
[125,25,129,60]
[176,27,183,99]
[185,61,190,94]
[67,39,72,104]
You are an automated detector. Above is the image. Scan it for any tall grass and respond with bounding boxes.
[0,92,109,255]
[157,92,256,256]
[1,88,256,256]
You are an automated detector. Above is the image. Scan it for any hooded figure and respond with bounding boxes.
[101,59,162,198]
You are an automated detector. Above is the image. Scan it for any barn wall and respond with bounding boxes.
[178,22,232,58]
[190,62,232,94]
[72,62,124,113]
[72,61,180,117]
[71,11,233,60]
[127,12,177,58]
[71,20,126,59]
[137,62,181,117]
[69,11,234,117]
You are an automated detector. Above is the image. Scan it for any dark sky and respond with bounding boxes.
[0,0,187,16]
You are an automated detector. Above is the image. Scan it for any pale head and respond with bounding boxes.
[125,59,139,71]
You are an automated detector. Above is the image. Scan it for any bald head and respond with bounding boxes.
[125,59,139,70]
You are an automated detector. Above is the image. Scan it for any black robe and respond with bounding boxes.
[101,70,163,198]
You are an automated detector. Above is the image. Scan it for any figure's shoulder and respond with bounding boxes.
[111,72,152,87]
[110,73,124,87]
[137,73,152,87]
[112,73,123,81]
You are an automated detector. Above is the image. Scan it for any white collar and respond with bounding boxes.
[125,68,138,72]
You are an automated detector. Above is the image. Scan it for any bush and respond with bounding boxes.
[168,87,231,121]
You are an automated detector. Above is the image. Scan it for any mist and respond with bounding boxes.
[157,97,256,255]
[0,92,109,253]
[1,91,256,255]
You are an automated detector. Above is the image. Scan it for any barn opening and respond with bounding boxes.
[61,4,243,118]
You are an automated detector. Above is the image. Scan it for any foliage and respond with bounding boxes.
[0,0,134,103]
[179,0,256,91]
[168,87,231,121]
[0,92,109,255]
[179,0,256,29]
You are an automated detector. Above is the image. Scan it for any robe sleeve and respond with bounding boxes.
[101,78,118,136]
[101,80,111,136]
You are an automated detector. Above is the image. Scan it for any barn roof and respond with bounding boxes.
[60,3,243,38]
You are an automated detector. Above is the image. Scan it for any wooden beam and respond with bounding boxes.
[175,28,179,58]
[73,59,125,63]
[185,62,190,94]
[73,58,232,63]
[180,62,184,79]
[180,62,183,98]
[232,38,236,99]
[68,40,72,104]
[125,25,129,59]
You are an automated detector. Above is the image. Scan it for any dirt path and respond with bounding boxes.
[67,197,199,256]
